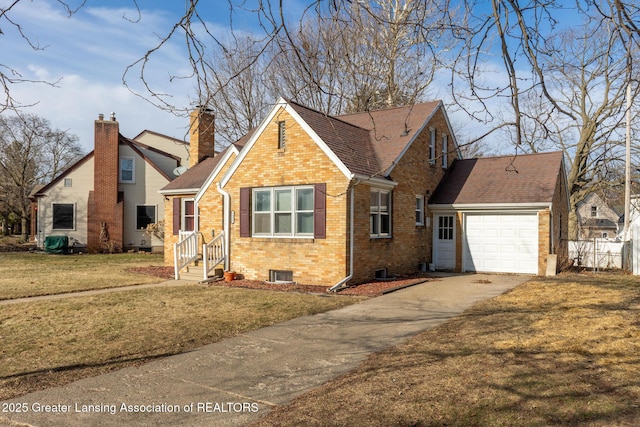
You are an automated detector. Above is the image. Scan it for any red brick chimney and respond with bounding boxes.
[87,112,124,252]
[189,108,215,167]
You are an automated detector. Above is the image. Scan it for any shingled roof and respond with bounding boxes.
[160,139,247,193]
[429,151,564,205]
[289,100,442,178]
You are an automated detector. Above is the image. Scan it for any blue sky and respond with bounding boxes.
[2,0,268,150]
[2,0,580,154]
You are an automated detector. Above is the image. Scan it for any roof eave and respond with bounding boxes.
[428,202,553,211]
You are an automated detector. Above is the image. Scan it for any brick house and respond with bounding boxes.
[428,152,570,275]
[32,113,189,253]
[164,99,569,287]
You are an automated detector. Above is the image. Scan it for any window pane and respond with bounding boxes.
[52,204,74,229]
[381,214,390,234]
[255,191,271,212]
[136,205,155,229]
[370,191,378,210]
[254,212,271,234]
[275,189,291,211]
[120,158,134,181]
[379,193,389,212]
[296,188,314,210]
[184,217,194,232]
[184,200,194,215]
[297,212,313,234]
[370,214,379,234]
[275,213,292,233]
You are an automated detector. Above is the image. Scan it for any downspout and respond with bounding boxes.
[216,182,231,271]
[329,179,358,292]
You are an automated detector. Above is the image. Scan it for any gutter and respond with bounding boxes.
[216,182,231,271]
[329,179,357,292]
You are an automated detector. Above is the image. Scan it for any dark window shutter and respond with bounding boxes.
[172,197,181,235]
[314,183,326,239]
[240,187,250,237]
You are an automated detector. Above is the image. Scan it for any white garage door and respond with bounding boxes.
[464,213,538,274]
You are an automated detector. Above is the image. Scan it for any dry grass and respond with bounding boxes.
[0,253,166,299]
[252,272,640,427]
[0,284,363,400]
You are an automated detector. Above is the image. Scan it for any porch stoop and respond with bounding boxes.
[177,262,224,282]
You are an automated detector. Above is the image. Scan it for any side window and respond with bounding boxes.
[370,190,391,237]
[52,204,74,230]
[119,157,135,183]
[136,205,156,230]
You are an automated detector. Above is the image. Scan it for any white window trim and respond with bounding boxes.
[119,156,135,183]
[429,127,436,165]
[135,204,157,231]
[416,195,425,226]
[442,134,448,168]
[370,189,392,238]
[182,198,196,231]
[252,186,315,238]
[52,202,76,230]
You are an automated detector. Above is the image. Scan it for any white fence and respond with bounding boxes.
[569,240,628,270]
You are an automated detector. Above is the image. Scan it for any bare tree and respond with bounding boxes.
[0,114,84,240]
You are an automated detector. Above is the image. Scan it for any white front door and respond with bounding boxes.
[434,214,455,270]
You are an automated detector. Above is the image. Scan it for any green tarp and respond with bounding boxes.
[44,236,68,254]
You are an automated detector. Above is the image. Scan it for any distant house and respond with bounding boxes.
[31,112,201,253]
[575,193,621,240]
[163,99,570,287]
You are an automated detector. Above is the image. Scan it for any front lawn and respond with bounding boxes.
[252,272,640,426]
[0,253,167,299]
[0,284,363,400]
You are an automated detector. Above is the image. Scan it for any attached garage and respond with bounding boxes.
[428,152,570,276]
[463,213,538,274]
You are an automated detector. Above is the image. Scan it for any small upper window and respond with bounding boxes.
[278,121,286,150]
[64,178,72,187]
[120,157,135,183]
[442,135,448,168]
[416,196,425,226]
[429,128,436,164]
[590,205,597,217]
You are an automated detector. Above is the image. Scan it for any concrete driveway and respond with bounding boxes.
[0,273,529,427]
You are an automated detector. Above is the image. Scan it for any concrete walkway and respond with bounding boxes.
[0,273,528,427]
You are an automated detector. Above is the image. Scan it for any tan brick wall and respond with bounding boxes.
[223,107,351,286]
[351,108,457,283]
[538,208,550,275]
[552,169,570,270]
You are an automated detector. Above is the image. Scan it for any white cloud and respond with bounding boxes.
[3,0,196,151]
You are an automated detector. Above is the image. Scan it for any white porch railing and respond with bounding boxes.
[203,231,225,280]
[174,231,199,280]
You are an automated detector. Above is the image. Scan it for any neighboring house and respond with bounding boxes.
[31,112,198,253]
[576,193,621,239]
[428,152,570,275]
[164,99,570,287]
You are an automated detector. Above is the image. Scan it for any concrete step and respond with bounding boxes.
[179,265,222,282]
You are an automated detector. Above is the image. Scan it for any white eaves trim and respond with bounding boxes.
[428,202,553,211]
[219,97,354,189]
[353,174,398,189]
[195,144,240,203]
[158,188,200,196]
